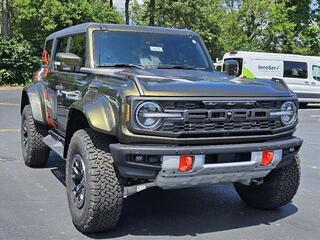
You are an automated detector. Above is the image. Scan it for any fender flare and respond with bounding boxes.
[69,95,119,136]
[21,82,47,124]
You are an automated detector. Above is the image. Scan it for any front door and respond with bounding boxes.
[44,33,89,134]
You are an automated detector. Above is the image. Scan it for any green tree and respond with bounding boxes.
[12,0,123,55]
[0,36,39,85]
[131,0,224,58]
[219,0,296,54]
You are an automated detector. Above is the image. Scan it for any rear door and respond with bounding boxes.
[45,33,90,134]
[282,60,316,99]
[308,63,320,100]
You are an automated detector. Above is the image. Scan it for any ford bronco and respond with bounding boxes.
[20,23,303,233]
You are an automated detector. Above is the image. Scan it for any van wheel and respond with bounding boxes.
[234,154,300,210]
[299,102,308,108]
[66,129,124,233]
[21,105,49,167]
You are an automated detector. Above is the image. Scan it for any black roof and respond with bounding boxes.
[46,22,197,40]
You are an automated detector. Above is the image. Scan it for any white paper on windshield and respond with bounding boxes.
[150,46,163,52]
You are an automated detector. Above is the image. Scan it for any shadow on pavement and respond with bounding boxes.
[47,152,298,239]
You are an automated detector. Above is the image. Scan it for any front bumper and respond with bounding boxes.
[110,137,303,189]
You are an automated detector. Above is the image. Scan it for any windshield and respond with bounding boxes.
[93,30,212,70]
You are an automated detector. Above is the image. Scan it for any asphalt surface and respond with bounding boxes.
[0,88,320,240]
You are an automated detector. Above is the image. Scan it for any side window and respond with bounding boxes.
[283,61,308,79]
[56,37,68,54]
[42,39,53,66]
[312,65,320,81]
[69,34,86,67]
[54,35,86,72]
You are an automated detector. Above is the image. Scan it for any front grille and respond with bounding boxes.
[157,100,284,137]
[161,100,282,110]
[160,119,282,133]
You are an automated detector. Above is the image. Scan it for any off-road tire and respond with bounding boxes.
[21,105,49,167]
[66,128,124,233]
[234,154,301,210]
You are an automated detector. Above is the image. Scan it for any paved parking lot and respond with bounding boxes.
[1,88,320,240]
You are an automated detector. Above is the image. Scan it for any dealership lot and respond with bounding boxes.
[1,88,320,240]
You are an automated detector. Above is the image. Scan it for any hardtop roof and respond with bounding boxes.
[223,51,320,61]
[46,22,197,41]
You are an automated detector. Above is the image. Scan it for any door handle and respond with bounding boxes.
[304,81,310,84]
[311,82,316,85]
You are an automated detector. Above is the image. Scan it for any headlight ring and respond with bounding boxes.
[280,101,297,126]
[135,102,163,130]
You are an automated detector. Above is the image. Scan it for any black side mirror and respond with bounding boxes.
[55,52,82,71]
[224,59,239,76]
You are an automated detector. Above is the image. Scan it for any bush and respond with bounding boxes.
[0,37,40,85]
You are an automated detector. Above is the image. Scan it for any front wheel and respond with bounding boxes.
[234,154,301,210]
[21,105,49,167]
[66,129,124,233]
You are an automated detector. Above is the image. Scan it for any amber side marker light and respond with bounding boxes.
[261,151,274,166]
[179,155,194,172]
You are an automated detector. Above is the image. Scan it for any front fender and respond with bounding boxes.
[71,95,119,135]
[21,82,47,124]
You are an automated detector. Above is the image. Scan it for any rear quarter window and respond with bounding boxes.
[42,39,53,66]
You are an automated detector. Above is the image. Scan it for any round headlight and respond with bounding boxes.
[281,101,297,125]
[135,102,163,129]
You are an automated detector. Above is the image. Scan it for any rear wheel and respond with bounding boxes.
[66,129,124,233]
[234,154,300,210]
[21,105,49,167]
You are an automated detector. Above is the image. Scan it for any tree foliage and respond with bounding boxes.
[1,0,320,85]
[0,36,39,85]
[130,0,320,57]
[12,0,123,55]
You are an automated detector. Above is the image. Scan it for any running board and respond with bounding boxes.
[43,135,64,159]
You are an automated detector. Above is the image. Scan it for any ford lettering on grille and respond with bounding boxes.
[183,109,270,122]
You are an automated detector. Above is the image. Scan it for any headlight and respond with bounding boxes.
[280,101,297,125]
[135,102,163,129]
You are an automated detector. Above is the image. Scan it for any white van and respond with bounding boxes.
[222,51,320,104]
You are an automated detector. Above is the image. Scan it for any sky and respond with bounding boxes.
[114,0,125,10]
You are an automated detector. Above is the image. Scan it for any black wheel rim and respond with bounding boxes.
[22,119,28,151]
[71,154,86,209]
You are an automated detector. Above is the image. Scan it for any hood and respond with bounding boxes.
[117,68,293,97]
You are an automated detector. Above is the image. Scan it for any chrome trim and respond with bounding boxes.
[270,111,294,116]
[142,112,182,118]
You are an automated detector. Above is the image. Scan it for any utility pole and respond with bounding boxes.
[125,0,130,24]
[109,0,113,7]
[2,0,10,36]
[149,0,155,26]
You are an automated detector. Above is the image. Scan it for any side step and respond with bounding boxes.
[43,135,64,159]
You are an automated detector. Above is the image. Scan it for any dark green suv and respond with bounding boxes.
[20,23,303,233]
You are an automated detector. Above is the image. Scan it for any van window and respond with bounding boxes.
[312,65,320,81]
[283,61,307,79]
[42,39,53,66]
[223,58,242,76]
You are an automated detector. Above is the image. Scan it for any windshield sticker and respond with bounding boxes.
[150,46,163,52]
[192,39,197,44]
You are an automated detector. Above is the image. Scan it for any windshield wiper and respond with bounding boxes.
[97,63,145,69]
[157,65,206,70]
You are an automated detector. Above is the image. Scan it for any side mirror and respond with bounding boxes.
[223,59,239,76]
[55,52,82,71]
